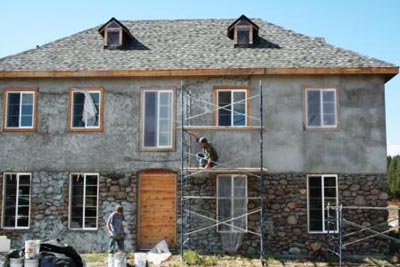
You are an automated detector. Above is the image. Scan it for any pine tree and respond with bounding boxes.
[388,156,400,198]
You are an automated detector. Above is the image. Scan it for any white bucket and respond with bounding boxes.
[113,253,126,267]
[107,254,114,267]
[0,256,6,267]
[24,259,39,267]
[25,240,40,259]
[9,258,23,267]
[134,253,147,267]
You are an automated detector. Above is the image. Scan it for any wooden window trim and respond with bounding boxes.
[213,86,250,127]
[2,172,32,230]
[140,86,176,152]
[307,174,338,234]
[68,173,99,231]
[216,174,248,233]
[303,87,340,130]
[67,87,104,133]
[2,88,38,132]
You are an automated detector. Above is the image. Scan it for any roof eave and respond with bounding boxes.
[0,67,398,82]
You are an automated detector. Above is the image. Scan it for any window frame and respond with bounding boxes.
[2,88,38,132]
[214,86,250,127]
[67,87,104,132]
[105,27,122,47]
[140,87,176,151]
[216,174,248,233]
[234,25,253,45]
[1,172,32,229]
[304,88,339,129]
[307,174,339,234]
[68,173,100,230]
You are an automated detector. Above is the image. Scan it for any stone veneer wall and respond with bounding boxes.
[0,171,389,257]
[181,173,389,258]
[0,171,137,252]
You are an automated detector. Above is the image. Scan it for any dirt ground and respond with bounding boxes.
[84,254,400,267]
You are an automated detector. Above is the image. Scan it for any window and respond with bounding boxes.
[69,173,99,230]
[217,175,247,233]
[306,88,337,128]
[307,175,338,233]
[141,89,174,149]
[236,26,251,45]
[2,173,31,229]
[106,22,122,47]
[68,88,104,132]
[3,88,38,131]
[216,88,247,126]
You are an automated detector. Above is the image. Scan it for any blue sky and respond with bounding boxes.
[1,0,399,155]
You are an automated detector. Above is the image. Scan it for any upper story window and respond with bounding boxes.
[2,88,38,132]
[217,174,247,233]
[68,88,104,132]
[307,174,338,233]
[141,88,175,150]
[215,87,248,127]
[98,17,134,49]
[69,173,99,230]
[227,15,259,48]
[2,172,31,229]
[305,88,338,129]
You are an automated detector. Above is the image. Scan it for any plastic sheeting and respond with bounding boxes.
[146,240,171,266]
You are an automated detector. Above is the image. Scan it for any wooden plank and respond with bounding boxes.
[0,67,397,81]
[139,171,176,249]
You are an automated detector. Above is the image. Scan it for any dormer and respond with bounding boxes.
[227,15,259,48]
[98,17,134,49]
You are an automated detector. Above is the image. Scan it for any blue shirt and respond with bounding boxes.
[107,212,124,235]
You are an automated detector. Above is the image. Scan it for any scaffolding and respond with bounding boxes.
[179,81,267,260]
[326,204,400,267]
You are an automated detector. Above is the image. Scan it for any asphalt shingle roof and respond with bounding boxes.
[0,18,395,72]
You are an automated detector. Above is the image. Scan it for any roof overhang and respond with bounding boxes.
[0,67,398,82]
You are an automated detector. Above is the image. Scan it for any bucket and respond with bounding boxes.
[134,253,147,267]
[25,240,40,259]
[24,259,39,267]
[113,253,126,267]
[107,254,113,267]
[9,258,23,267]
[0,255,6,267]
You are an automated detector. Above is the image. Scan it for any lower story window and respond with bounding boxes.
[217,175,247,233]
[307,174,338,233]
[69,173,99,230]
[2,172,31,229]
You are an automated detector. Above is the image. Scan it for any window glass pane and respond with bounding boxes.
[21,105,33,116]
[17,217,29,227]
[21,116,33,127]
[158,92,172,147]
[323,114,336,126]
[218,91,232,126]
[86,175,98,185]
[144,92,157,147]
[237,28,250,44]
[323,91,335,102]
[107,31,120,46]
[85,218,97,228]
[73,93,85,127]
[7,93,21,127]
[324,176,336,186]
[22,93,33,104]
[307,90,321,126]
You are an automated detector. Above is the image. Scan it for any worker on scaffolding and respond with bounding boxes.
[186,131,218,168]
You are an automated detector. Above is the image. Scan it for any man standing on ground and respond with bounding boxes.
[106,204,125,253]
[186,131,218,169]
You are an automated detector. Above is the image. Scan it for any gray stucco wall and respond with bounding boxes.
[0,75,387,173]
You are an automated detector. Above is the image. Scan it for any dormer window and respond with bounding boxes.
[98,17,134,49]
[227,15,259,48]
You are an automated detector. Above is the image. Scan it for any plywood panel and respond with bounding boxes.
[139,171,176,249]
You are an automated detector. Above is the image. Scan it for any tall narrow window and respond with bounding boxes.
[216,89,247,126]
[236,26,251,45]
[307,175,338,233]
[306,88,337,128]
[142,89,174,149]
[68,88,104,132]
[69,173,99,230]
[217,175,247,233]
[2,173,31,229]
[3,89,38,131]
